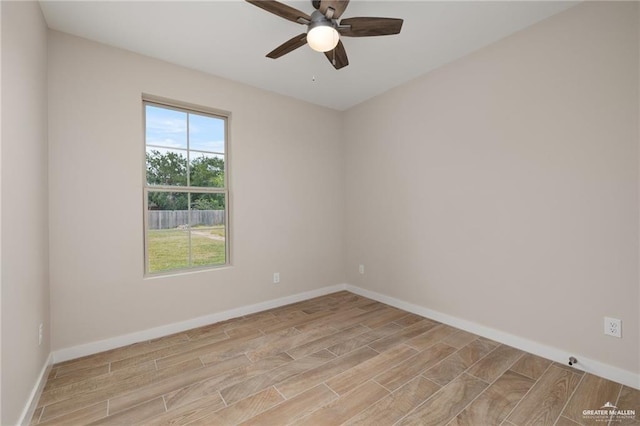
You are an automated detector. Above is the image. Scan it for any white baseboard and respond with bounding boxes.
[344,284,640,390]
[52,284,346,363]
[18,352,53,426]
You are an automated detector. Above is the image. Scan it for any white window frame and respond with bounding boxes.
[142,95,231,276]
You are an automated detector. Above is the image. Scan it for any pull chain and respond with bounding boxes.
[332,29,338,66]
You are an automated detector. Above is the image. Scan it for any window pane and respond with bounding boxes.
[190,193,226,266]
[189,152,225,188]
[145,105,187,149]
[189,113,225,153]
[146,147,188,187]
[147,192,190,273]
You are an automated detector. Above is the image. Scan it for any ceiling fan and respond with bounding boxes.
[246,0,404,70]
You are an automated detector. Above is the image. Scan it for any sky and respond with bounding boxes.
[145,104,225,154]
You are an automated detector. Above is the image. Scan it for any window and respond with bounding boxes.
[143,99,229,274]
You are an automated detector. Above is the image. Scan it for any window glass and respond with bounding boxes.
[144,101,229,274]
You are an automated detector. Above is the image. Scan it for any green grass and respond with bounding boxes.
[148,228,226,273]
[208,227,225,238]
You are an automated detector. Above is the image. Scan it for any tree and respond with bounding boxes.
[190,155,225,188]
[191,193,225,210]
[146,150,187,186]
[146,150,225,211]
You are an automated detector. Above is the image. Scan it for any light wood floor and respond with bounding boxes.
[32,291,638,426]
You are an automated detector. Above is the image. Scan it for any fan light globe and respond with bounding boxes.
[307,25,339,52]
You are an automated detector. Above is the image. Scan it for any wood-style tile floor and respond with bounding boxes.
[32,291,639,426]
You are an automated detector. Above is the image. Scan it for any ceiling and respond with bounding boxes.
[39,1,578,111]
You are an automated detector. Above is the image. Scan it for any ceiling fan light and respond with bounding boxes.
[307,25,339,52]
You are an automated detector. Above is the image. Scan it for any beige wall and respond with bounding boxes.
[345,2,639,374]
[48,32,345,351]
[1,2,50,424]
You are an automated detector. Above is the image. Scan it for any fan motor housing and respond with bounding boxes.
[308,10,337,30]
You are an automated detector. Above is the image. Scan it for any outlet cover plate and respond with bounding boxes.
[604,317,621,338]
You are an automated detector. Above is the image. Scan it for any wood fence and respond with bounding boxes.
[148,210,225,230]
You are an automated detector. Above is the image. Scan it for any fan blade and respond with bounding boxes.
[266,33,308,59]
[338,17,403,37]
[324,40,348,69]
[245,0,311,24]
[318,0,350,19]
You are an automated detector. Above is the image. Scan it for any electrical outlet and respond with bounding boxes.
[604,317,621,338]
[358,264,365,274]
[273,272,280,284]
[38,323,43,346]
